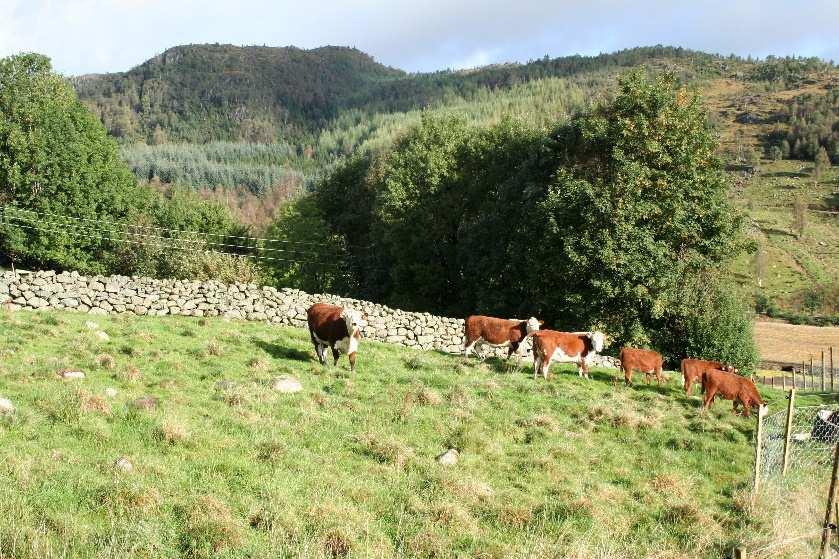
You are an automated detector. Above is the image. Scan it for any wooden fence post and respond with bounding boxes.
[753,404,767,497]
[823,351,826,393]
[811,356,815,392]
[819,442,839,559]
[783,374,787,391]
[734,547,746,559]
[832,347,835,393]
[782,388,796,476]
[794,366,798,390]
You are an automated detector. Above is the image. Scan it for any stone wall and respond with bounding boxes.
[0,270,619,367]
[0,270,468,354]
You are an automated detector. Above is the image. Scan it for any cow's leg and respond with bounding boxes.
[348,351,356,373]
[533,353,541,379]
[311,335,326,365]
[656,365,663,385]
[579,360,589,379]
[464,335,481,358]
[702,387,717,413]
[542,359,550,380]
[331,346,340,367]
[623,366,632,386]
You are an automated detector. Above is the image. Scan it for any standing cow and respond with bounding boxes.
[681,358,738,395]
[700,368,764,417]
[531,330,606,380]
[619,347,664,386]
[307,303,366,372]
[463,315,542,361]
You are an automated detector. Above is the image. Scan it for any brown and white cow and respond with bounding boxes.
[681,358,738,395]
[700,368,764,417]
[530,330,606,380]
[463,315,542,360]
[619,347,664,386]
[307,303,366,372]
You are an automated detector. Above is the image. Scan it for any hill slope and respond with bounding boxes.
[72,44,406,143]
[72,45,766,144]
[0,308,832,558]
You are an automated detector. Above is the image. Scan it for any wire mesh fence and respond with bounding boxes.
[749,396,839,558]
[760,404,839,481]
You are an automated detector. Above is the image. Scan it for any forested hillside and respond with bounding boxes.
[28,44,839,325]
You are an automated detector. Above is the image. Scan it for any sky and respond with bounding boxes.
[1,0,837,76]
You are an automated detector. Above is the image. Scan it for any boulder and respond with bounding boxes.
[0,397,14,415]
[271,376,303,393]
[114,457,134,472]
[437,448,459,466]
[59,370,85,380]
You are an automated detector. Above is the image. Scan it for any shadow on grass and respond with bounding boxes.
[253,339,312,362]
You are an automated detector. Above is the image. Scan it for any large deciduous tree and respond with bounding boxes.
[0,53,139,272]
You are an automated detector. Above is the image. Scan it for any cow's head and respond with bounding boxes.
[341,308,366,334]
[723,363,739,375]
[589,331,605,353]
[525,317,543,334]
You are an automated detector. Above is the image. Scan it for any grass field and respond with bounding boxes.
[0,308,837,558]
[754,320,839,364]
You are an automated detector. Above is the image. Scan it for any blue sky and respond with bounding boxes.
[1,0,837,76]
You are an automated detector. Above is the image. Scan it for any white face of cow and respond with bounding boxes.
[341,309,365,334]
[589,331,605,353]
[525,317,541,334]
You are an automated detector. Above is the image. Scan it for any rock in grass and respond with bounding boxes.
[215,380,236,391]
[131,396,158,411]
[437,448,459,466]
[271,376,302,393]
[59,370,85,380]
[114,457,133,472]
[0,397,14,415]
[85,321,99,330]
[95,331,110,342]
[104,387,118,398]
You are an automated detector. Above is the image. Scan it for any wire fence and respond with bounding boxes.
[750,396,839,558]
[759,403,839,481]
[757,348,837,394]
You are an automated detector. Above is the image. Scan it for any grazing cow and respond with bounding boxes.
[307,303,366,372]
[619,347,664,386]
[681,358,738,395]
[463,315,542,360]
[531,330,606,380]
[700,368,764,417]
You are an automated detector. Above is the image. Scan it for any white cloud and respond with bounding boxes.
[0,0,836,76]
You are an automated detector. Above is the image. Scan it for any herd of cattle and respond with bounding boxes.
[307,304,765,418]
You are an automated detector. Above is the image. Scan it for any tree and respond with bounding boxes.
[814,146,831,182]
[769,145,783,161]
[0,53,139,273]
[309,71,755,368]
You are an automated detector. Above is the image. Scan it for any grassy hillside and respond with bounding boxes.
[0,308,834,558]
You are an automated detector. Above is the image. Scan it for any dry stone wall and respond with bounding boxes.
[0,270,468,354]
[0,270,619,367]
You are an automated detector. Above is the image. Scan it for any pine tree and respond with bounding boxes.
[814,145,831,182]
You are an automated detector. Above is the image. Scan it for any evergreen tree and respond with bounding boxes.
[814,145,831,181]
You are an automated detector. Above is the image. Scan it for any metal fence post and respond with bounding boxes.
[819,442,839,559]
[782,388,795,476]
[753,404,767,497]
[811,356,815,393]
[831,346,835,393]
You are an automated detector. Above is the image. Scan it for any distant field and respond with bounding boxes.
[1,309,835,558]
[754,320,839,364]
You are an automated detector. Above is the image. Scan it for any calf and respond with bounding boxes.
[619,347,664,386]
[531,330,606,380]
[681,358,737,395]
[700,369,764,417]
[463,315,542,360]
[307,303,366,372]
